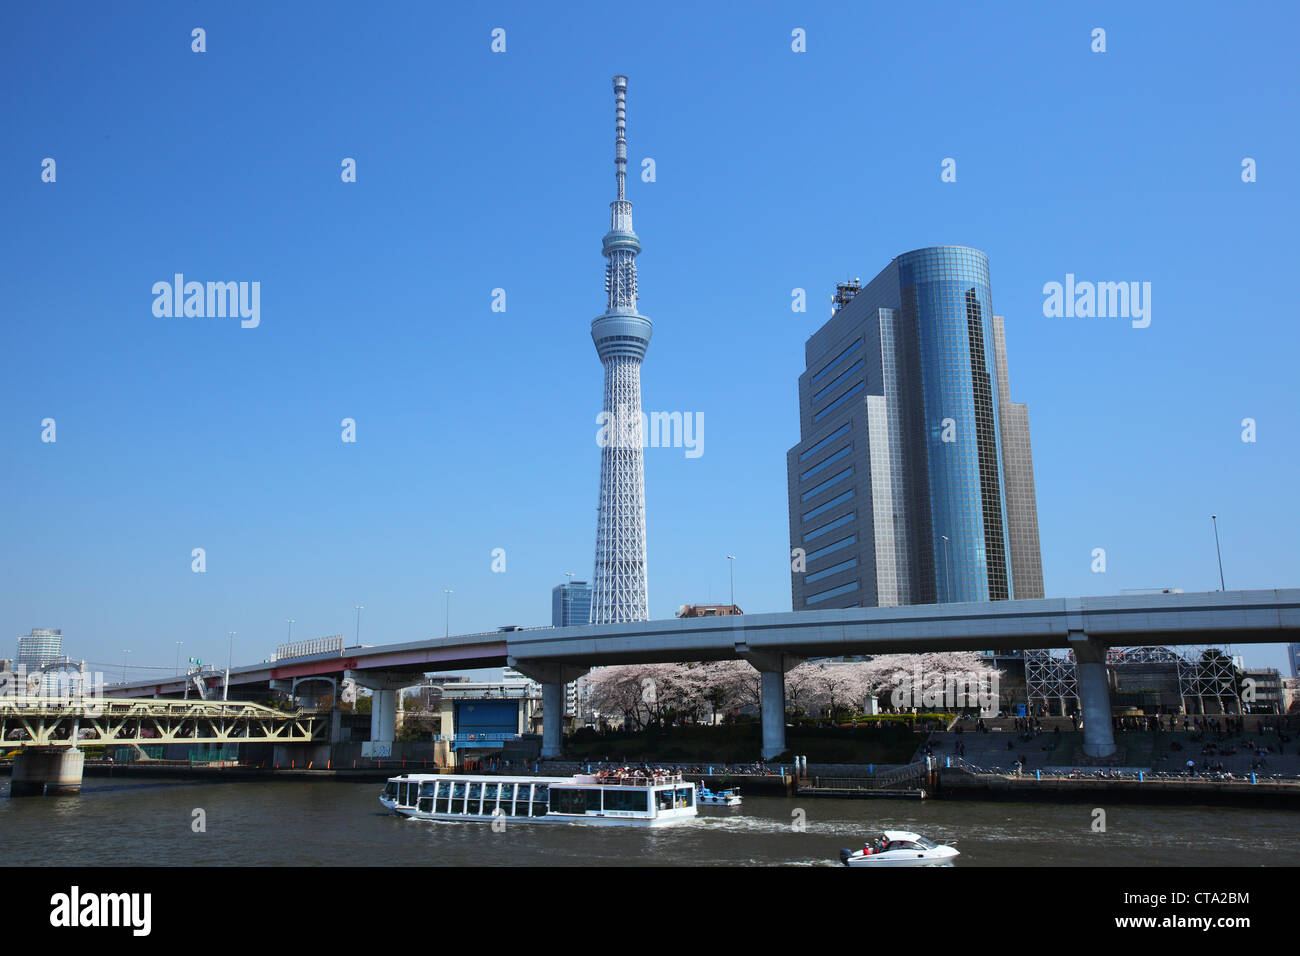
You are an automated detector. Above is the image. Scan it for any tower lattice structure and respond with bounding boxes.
[590,75,652,624]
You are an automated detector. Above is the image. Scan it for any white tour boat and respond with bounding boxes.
[697,785,742,806]
[380,770,698,827]
[839,831,960,867]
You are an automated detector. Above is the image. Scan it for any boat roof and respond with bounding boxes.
[880,831,925,841]
[388,772,694,787]
[389,774,572,783]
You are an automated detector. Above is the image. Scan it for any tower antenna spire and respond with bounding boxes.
[614,74,627,201]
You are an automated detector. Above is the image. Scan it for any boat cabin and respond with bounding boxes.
[381,771,697,825]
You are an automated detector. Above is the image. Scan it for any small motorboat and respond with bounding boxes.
[839,831,959,867]
[696,786,742,806]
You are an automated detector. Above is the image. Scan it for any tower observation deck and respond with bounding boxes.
[591,75,652,624]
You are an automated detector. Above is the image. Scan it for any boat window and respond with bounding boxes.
[418,797,433,813]
[451,782,467,799]
[532,785,549,802]
[676,787,694,808]
[550,788,601,814]
[383,782,397,799]
[419,781,438,798]
[604,789,649,813]
[655,789,674,811]
[467,782,482,800]
[484,783,499,801]
[891,841,922,851]
[500,783,515,803]
[915,837,939,849]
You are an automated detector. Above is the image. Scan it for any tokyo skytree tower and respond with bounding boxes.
[590,75,652,624]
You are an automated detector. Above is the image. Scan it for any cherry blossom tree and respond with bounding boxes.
[584,652,1003,726]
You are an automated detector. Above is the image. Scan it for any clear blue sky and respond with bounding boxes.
[3,1,1297,679]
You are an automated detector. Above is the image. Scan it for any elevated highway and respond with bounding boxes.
[103,588,1300,760]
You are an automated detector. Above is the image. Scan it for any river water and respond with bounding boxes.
[3,775,1296,867]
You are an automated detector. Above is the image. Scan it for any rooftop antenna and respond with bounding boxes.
[614,74,627,201]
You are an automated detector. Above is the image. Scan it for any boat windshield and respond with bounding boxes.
[914,836,939,849]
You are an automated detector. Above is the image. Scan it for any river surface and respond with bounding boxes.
[3,775,1296,867]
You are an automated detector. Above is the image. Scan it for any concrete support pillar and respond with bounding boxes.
[508,661,589,760]
[759,669,786,760]
[372,688,397,744]
[1069,632,1116,758]
[346,669,413,749]
[11,748,85,797]
[740,651,802,760]
[541,682,564,759]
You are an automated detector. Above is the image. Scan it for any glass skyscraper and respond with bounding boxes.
[786,247,1044,610]
[16,628,63,668]
[552,581,593,628]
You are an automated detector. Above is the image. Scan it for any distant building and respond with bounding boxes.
[549,583,591,720]
[0,659,18,697]
[786,247,1044,610]
[1288,643,1300,679]
[675,604,743,618]
[436,678,542,768]
[17,629,62,669]
[1242,668,1283,714]
[1281,678,1300,715]
[552,580,593,627]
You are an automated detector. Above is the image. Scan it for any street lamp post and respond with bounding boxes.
[726,555,736,610]
[1211,515,1226,591]
[443,589,453,638]
[121,649,130,685]
[354,605,364,647]
[224,631,235,701]
[940,535,952,603]
[286,619,295,645]
[175,641,183,676]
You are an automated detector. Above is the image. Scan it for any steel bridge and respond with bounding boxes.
[0,697,323,749]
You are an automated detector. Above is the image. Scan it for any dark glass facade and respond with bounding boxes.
[897,247,1012,602]
[786,246,1040,610]
[552,581,593,627]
